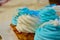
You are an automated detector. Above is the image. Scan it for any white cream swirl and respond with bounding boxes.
[40,19,59,27]
[16,15,40,33]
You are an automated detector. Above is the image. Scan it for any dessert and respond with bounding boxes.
[10,7,59,40]
[34,19,60,40]
[10,8,40,40]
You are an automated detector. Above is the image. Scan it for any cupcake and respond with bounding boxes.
[10,8,40,40]
[34,19,60,40]
[38,7,59,25]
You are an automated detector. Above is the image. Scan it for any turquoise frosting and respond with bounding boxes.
[38,7,59,24]
[11,15,19,25]
[34,23,60,40]
[11,8,39,25]
[12,7,59,25]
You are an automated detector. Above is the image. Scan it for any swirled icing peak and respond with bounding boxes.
[15,8,40,33]
[34,19,60,40]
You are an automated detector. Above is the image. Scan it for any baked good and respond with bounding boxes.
[10,8,40,40]
[34,19,60,40]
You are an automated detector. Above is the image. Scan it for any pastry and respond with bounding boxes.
[10,8,40,40]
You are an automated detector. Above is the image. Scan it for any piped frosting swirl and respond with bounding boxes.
[15,8,40,33]
[34,19,60,40]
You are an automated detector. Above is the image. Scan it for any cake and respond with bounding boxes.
[34,19,60,40]
[10,8,40,40]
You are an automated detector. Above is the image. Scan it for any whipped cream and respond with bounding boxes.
[16,14,40,33]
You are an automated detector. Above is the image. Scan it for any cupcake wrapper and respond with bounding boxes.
[10,24,34,40]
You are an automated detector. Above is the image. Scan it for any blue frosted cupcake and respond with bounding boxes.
[34,19,60,40]
[10,7,41,40]
[38,7,59,25]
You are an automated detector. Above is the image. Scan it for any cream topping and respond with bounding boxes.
[40,19,59,27]
[16,15,40,33]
